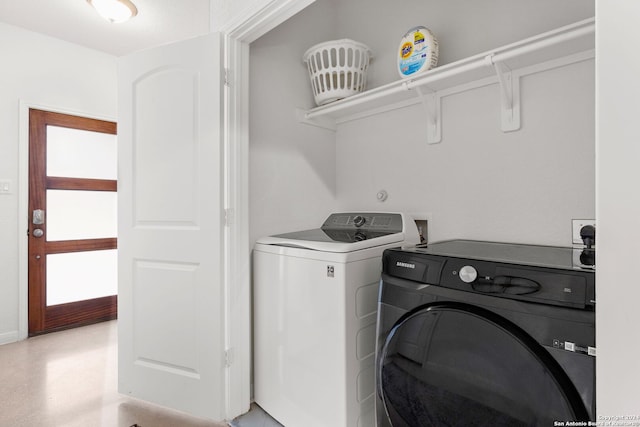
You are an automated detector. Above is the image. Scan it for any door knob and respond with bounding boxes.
[33,228,44,238]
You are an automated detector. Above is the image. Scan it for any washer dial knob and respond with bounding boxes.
[353,215,366,227]
[459,265,478,283]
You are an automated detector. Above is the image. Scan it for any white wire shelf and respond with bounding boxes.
[297,18,595,144]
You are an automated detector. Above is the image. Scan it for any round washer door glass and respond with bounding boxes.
[378,302,588,426]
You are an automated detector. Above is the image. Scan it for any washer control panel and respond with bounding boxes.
[322,213,403,232]
[353,215,366,227]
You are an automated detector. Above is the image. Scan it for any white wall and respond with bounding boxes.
[250,0,595,247]
[334,0,595,88]
[210,0,316,36]
[249,0,337,244]
[595,0,640,415]
[211,0,267,30]
[331,0,595,246]
[0,22,117,343]
[336,59,595,246]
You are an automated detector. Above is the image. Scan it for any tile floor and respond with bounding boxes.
[229,405,283,427]
[0,320,230,427]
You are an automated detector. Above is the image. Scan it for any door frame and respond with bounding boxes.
[27,108,118,335]
[220,0,316,419]
[18,101,117,341]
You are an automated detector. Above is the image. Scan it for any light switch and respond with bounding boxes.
[0,180,12,195]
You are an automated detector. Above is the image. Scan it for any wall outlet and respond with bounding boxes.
[572,219,596,245]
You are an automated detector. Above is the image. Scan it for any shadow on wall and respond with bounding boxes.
[249,0,339,241]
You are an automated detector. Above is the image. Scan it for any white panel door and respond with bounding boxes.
[117,33,225,420]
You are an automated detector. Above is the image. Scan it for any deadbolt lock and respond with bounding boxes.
[33,209,45,225]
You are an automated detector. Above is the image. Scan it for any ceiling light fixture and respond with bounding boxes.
[87,0,138,23]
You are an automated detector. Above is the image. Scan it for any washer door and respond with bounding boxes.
[378,302,589,426]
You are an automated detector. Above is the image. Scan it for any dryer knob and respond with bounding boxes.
[353,215,366,227]
[459,265,478,283]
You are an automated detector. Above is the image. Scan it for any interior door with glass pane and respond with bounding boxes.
[28,108,118,335]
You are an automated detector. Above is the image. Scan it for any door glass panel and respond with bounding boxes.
[47,125,117,180]
[46,190,117,241]
[46,250,118,305]
[379,306,586,426]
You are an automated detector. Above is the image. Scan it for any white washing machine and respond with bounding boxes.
[253,213,420,427]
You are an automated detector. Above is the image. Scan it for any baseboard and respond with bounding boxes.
[0,330,19,346]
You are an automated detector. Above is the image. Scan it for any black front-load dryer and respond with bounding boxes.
[375,240,595,426]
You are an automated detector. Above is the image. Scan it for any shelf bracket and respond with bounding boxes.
[488,56,521,132]
[295,108,337,131]
[414,86,441,144]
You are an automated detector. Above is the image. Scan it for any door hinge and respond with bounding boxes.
[224,208,234,227]
[224,67,231,87]
[225,348,234,367]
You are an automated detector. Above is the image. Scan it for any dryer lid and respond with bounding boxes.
[272,227,399,243]
[257,230,405,253]
[256,212,410,252]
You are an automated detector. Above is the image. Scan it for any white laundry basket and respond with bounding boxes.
[303,39,372,106]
